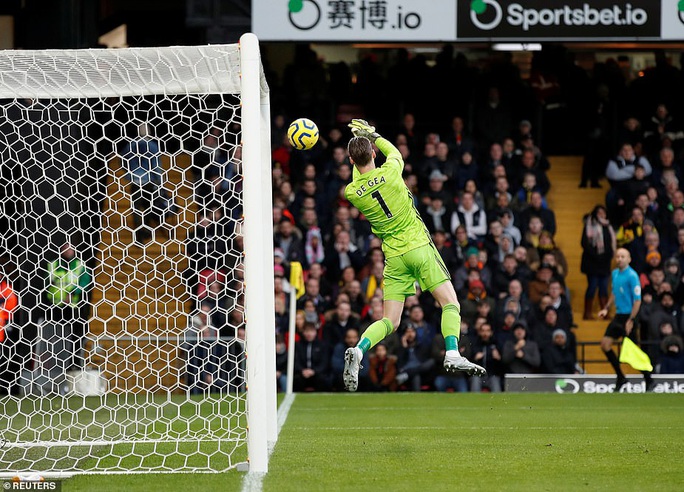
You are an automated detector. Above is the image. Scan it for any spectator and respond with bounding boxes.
[324,229,364,284]
[421,196,451,236]
[658,335,684,374]
[368,343,398,392]
[45,242,92,371]
[196,270,231,335]
[450,192,487,241]
[293,322,330,391]
[541,329,579,374]
[516,149,550,196]
[485,175,512,213]
[421,170,453,206]
[184,307,240,394]
[453,248,493,295]
[644,104,682,155]
[581,205,616,320]
[461,279,496,329]
[0,273,18,395]
[274,216,304,268]
[606,143,652,223]
[275,335,288,393]
[304,227,325,268]
[528,263,554,305]
[470,322,504,392]
[519,192,556,236]
[331,327,369,391]
[493,255,527,299]
[401,304,436,349]
[502,322,541,374]
[443,116,475,160]
[431,332,469,393]
[394,325,435,391]
[548,279,574,330]
[455,151,479,192]
[427,142,458,185]
[615,205,645,245]
[643,291,683,347]
[606,143,653,184]
[522,215,545,249]
[496,279,533,328]
[322,300,360,352]
[663,257,681,295]
[474,87,514,151]
[482,220,505,262]
[121,123,176,243]
[187,204,231,274]
[652,148,682,194]
[463,179,486,212]
[451,225,477,269]
[499,208,522,245]
[513,172,546,210]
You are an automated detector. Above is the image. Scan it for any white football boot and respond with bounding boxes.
[343,347,363,392]
[444,353,487,377]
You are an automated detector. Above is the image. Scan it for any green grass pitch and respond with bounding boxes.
[54,393,684,491]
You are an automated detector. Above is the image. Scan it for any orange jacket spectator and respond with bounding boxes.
[0,279,18,343]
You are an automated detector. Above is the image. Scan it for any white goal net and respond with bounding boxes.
[0,37,275,475]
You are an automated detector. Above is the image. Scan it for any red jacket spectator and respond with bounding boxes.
[0,279,18,343]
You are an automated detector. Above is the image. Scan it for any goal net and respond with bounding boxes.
[0,35,275,475]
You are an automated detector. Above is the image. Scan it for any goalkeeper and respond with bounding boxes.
[342,119,486,392]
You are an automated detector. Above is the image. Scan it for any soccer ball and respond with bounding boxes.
[287,118,319,150]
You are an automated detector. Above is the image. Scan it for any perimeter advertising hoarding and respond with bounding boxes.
[253,1,684,41]
[661,0,684,39]
[457,0,661,40]
[506,374,684,393]
[253,0,456,41]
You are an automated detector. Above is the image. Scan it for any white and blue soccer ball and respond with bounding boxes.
[287,117,319,150]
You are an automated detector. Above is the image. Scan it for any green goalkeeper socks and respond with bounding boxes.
[357,317,394,354]
[442,303,461,351]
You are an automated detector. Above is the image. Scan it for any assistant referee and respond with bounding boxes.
[598,248,653,392]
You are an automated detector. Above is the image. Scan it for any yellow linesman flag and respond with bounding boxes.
[289,261,306,299]
[619,337,653,372]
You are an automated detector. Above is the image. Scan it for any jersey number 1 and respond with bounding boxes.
[371,190,393,218]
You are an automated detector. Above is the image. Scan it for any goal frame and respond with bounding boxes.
[0,33,276,475]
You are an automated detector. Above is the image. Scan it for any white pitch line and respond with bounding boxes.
[288,425,683,431]
[241,393,296,492]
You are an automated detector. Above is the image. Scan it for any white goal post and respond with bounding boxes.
[0,33,276,475]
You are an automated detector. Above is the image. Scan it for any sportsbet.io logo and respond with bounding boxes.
[470,0,503,30]
[465,0,652,34]
[555,378,580,394]
[288,0,321,31]
[679,0,684,25]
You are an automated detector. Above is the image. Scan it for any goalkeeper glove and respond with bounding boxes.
[348,119,381,142]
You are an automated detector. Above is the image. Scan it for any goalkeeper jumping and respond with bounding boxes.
[342,119,486,392]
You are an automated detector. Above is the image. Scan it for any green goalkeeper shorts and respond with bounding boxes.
[383,242,451,302]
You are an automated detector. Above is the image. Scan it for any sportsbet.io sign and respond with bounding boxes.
[252,0,684,41]
[458,0,659,39]
[506,374,684,393]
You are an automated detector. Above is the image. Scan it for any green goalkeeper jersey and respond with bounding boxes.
[345,137,431,258]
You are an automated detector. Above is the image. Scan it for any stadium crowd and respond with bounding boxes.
[2,46,684,395]
[258,46,684,392]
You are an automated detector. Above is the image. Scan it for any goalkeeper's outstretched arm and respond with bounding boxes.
[375,137,403,174]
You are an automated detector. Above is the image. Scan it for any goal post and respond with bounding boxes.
[240,32,277,473]
[0,33,276,475]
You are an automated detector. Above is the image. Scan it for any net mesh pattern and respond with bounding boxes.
[0,45,249,474]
